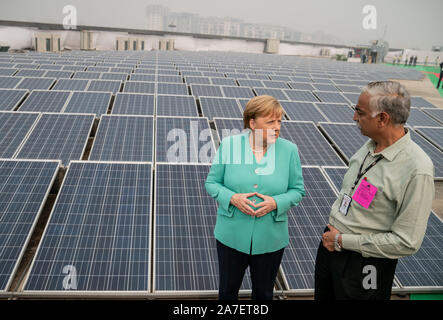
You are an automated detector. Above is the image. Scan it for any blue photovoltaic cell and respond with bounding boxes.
[279,121,345,166]
[322,167,348,192]
[407,108,441,127]
[394,213,443,289]
[414,127,443,151]
[157,82,188,95]
[130,74,155,82]
[15,69,46,78]
[16,77,55,90]
[280,101,328,123]
[281,167,337,290]
[199,97,243,120]
[16,113,94,165]
[0,160,59,291]
[52,79,89,91]
[24,161,152,292]
[155,164,251,292]
[73,71,101,79]
[312,84,338,92]
[156,117,214,163]
[411,96,437,109]
[123,81,155,94]
[409,130,443,179]
[284,90,319,102]
[89,115,154,162]
[87,80,121,93]
[190,84,223,97]
[157,75,183,83]
[0,89,28,111]
[253,88,288,101]
[261,80,289,89]
[220,86,255,99]
[185,76,211,85]
[422,109,443,125]
[64,91,112,116]
[319,123,368,162]
[0,112,39,158]
[313,91,349,104]
[213,118,246,141]
[156,95,198,117]
[111,93,154,116]
[0,68,17,76]
[100,73,127,81]
[210,78,237,86]
[342,92,360,105]
[287,82,315,91]
[237,79,264,88]
[335,85,361,93]
[18,90,71,112]
[314,103,355,123]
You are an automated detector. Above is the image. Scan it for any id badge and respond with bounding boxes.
[339,194,352,216]
[352,179,377,209]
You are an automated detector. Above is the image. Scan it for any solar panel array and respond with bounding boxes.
[0,50,441,297]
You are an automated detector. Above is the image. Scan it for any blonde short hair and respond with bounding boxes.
[243,95,284,129]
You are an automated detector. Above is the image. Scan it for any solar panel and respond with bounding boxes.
[190,84,223,98]
[410,97,438,109]
[210,77,237,86]
[43,71,74,79]
[314,103,355,123]
[157,75,183,83]
[89,115,153,162]
[0,112,40,158]
[156,117,215,163]
[287,82,315,91]
[313,91,349,104]
[0,76,22,89]
[284,89,319,102]
[312,84,338,92]
[73,71,101,79]
[52,79,89,91]
[87,80,121,93]
[407,108,441,127]
[213,118,247,142]
[279,121,345,166]
[156,95,198,117]
[157,82,188,95]
[0,68,17,76]
[318,122,368,162]
[321,166,348,192]
[280,166,337,291]
[0,89,28,111]
[342,92,360,105]
[421,108,443,125]
[394,213,443,289]
[100,72,128,81]
[261,80,289,89]
[154,163,251,292]
[18,90,71,112]
[130,74,155,82]
[409,129,443,179]
[111,93,154,116]
[23,161,152,293]
[16,113,95,166]
[64,91,112,116]
[0,159,60,292]
[237,79,264,88]
[220,86,255,99]
[15,69,47,78]
[185,76,211,85]
[123,81,155,94]
[16,77,55,90]
[253,88,288,100]
[199,97,243,120]
[280,101,328,122]
[335,85,362,93]
[414,127,443,151]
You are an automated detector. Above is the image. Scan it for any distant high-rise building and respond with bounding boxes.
[146,5,170,31]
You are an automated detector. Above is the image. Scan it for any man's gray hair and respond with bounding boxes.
[361,81,411,125]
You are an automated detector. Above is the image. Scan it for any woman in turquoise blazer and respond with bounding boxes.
[205,95,305,300]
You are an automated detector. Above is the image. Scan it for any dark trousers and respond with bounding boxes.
[437,73,443,89]
[216,240,284,301]
[314,240,398,300]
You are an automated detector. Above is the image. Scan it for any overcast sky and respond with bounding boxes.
[1,0,441,50]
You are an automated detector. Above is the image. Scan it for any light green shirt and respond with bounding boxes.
[329,129,435,259]
[205,131,305,255]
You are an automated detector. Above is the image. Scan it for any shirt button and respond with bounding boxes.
[253,184,258,189]
[254,169,259,174]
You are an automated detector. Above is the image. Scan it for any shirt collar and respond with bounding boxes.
[365,128,411,161]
